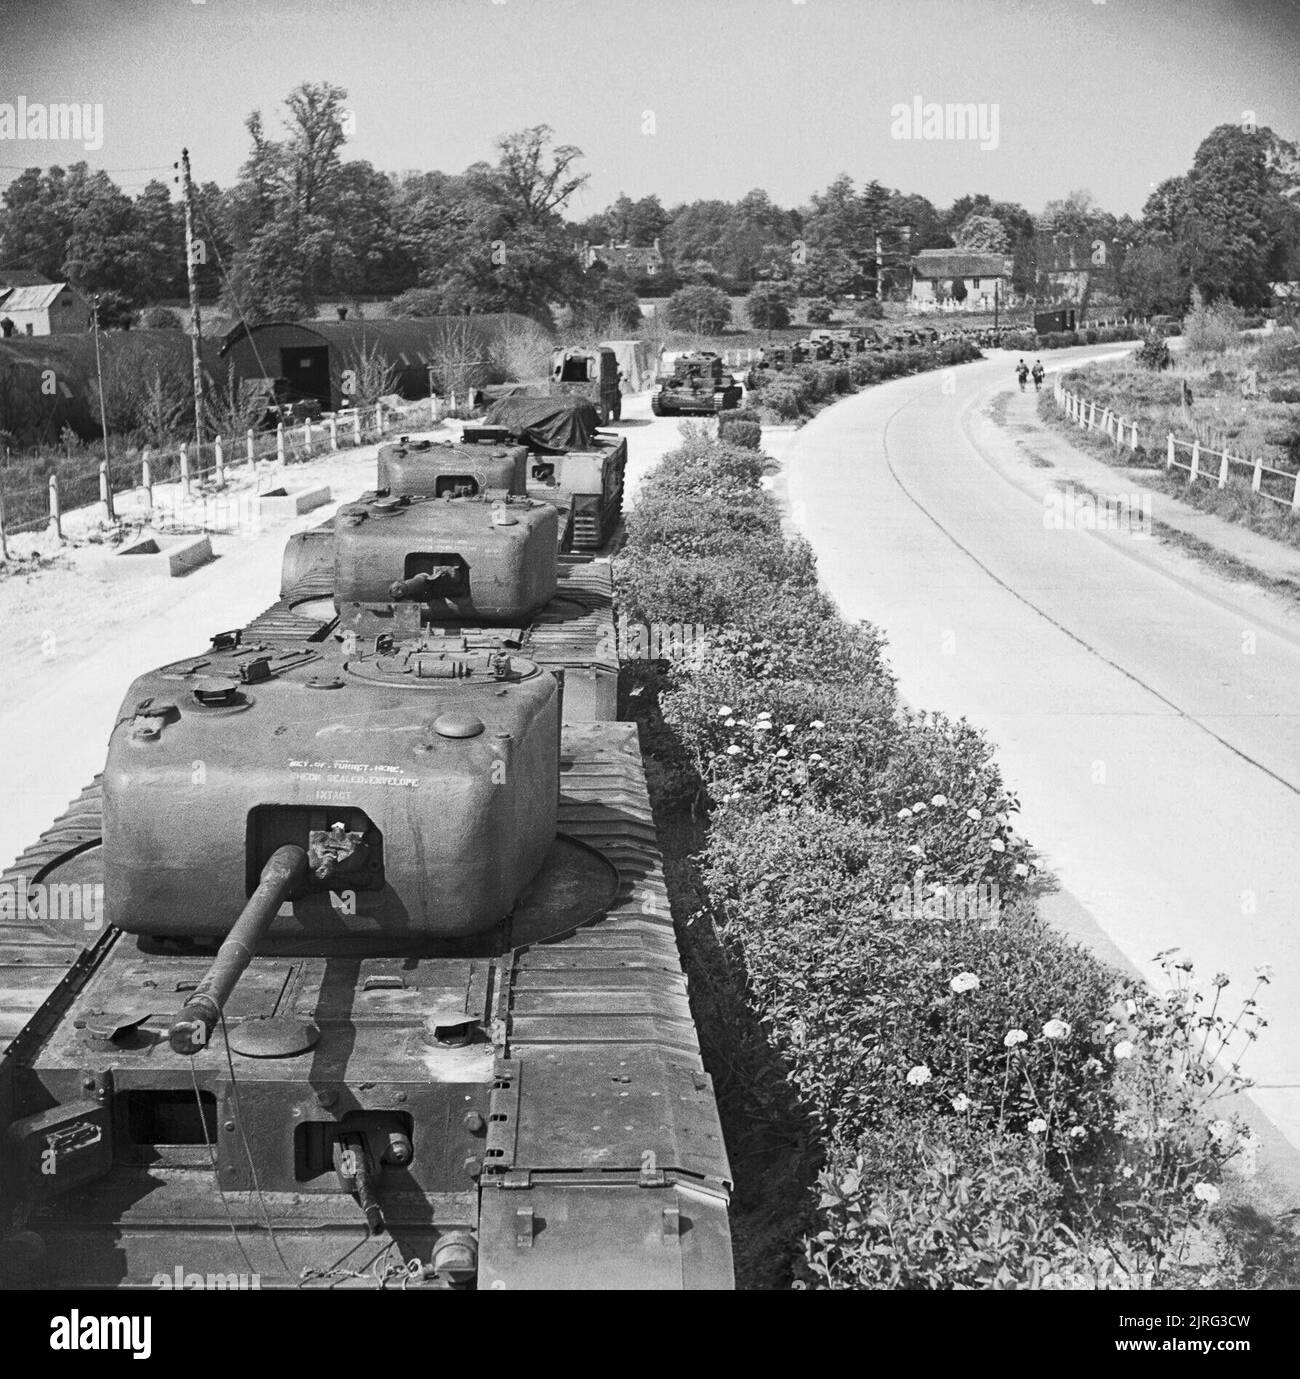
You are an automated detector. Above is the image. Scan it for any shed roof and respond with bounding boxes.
[220,314,537,366]
[911,252,1008,279]
[0,282,78,312]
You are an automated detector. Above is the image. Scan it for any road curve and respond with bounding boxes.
[786,349,1300,1152]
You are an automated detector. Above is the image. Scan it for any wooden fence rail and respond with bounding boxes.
[1052,380,1300,511]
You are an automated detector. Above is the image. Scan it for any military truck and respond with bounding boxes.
[650,352,743,417]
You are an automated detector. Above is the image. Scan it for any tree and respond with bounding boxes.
[574,263,642,331]
[805,297,835,324]
[223,83,352,316]
[950,277,968,305]
[954,213,1009,254]
[664,285,731,334]
[745,281,792,330]
[1119,243,1187,316]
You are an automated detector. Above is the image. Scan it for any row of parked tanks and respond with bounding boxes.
[0,398,734,1290]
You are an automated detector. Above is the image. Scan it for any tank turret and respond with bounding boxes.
[332,493,558,625]
[103,633,560,940]
[377,438,528,500]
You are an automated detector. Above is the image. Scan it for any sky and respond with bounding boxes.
[1,0,1298,219]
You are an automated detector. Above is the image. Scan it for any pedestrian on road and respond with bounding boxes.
[1031,360,1045,392]
[1016,359,1029,391]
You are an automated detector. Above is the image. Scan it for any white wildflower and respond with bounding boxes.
[949,972,981,994]
[905,1065,931,1087]
[1028,1118,1047,1135]
[1042,1019,1072,1041]
[1113,1040,1135,1061]
[1192,1182,1221,1205]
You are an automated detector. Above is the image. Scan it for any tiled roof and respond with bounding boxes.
[911,252,1007,279]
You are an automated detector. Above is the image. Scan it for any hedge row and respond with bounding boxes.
[997,324,1146,353]
[749,340,982,422]
[618,432,1269,1289]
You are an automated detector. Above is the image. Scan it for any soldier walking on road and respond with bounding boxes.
[1031,360,1045,392]
[1016,359,1029,391]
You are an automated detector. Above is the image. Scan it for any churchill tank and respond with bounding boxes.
[650,353,743,418]
[378,409,627,554]
[279,484,616,724]
[0,486,733,1290]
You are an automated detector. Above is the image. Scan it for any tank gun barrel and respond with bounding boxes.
[167,845,307,1055]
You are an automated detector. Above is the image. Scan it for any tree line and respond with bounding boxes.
[1,82,1297,331]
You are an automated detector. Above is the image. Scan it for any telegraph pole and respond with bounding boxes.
[177,147,204,454]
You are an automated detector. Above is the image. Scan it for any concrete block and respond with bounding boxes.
[99,532,214,580]
[258,484,331,519]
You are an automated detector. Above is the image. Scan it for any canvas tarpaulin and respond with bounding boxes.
[599,339,653,392]
[485,395,601,452]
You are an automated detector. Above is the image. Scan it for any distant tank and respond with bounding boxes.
[650,353,742,417]
[0,478,733,1289]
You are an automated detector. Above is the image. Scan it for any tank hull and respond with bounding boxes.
[0,725,733,1289]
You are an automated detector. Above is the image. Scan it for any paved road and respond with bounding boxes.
[785,348,1300,1153]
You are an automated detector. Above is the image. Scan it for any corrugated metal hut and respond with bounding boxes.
[0,329,220,444]
[218,315,540,411]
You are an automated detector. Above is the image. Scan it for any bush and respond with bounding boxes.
[664,285,733,335]
[1084,328,1098,344]
[139,306,181,330]
[1184,295,1246,354]
[855,298,885,320]
[619,428,1273,1289]
[761,380,806,420]
[801,1123,1099,1290]
[1136,331,1172,371]
[746,282,793,331]
[718,419,761,449]
[805,298,835,325]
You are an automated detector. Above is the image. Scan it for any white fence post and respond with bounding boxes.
[302,419,312,454]
[180,442,191,497]
[431,394,439,425]
[1218,448,1230,488]
[48,473,61,538]
[376,401,384,434]
[215,434,225,486]
[1189,439,1200,484]
[98,460,114,524]
[1251,454,1263,494]
[246,429,256,472]
[1088,400,1097,430]
[1166,433,1175,469]
[352,410,362,446]
[141,450,153,516]
[329,416,338,451]
[276,423,286,466]
[1292,466,1300,512]
[1129,421,1138,451]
